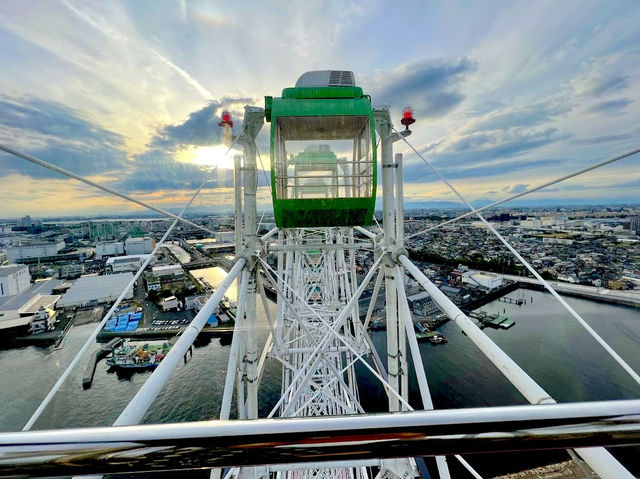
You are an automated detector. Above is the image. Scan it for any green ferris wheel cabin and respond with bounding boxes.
[265,70,377,228]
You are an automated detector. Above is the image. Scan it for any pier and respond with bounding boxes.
[498,296,525,305]
[496,273,640,308]
[83,337,123,389]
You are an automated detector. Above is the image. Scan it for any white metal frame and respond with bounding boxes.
[1,97,637,479]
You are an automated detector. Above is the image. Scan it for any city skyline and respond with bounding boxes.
[1,1,640,216]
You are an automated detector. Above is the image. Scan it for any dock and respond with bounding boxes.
[496,273,640,308]
[83,337,123,389]
[498,295,525,305]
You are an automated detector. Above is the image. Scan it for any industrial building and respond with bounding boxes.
[0,293,60,335]
[58,263,84,279]
[461,271,503,290]
[151,264,184,278]
[105,255,153,273]
[407,291,440,316]
[214,231,235,243]
[95,241,124,259]
[57,273,134,309]
[125,237,156,255]
[0,264,31,297]
[6,241,64,263]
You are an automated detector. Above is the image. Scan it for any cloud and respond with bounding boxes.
[0,95,123,148]
[570,132,635,145]
[150,97,254,150]
[574,73,629,97]
[460,96,570,133]
[586,97,633,115]
[370,58,477,118]
[0,95,127,178]
[508,183,529,194]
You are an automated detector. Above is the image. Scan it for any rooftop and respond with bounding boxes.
[0,278,62,312]
[0,264,28,276]
[18,294,61,314]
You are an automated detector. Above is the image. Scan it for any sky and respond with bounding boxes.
[0,0,639,218]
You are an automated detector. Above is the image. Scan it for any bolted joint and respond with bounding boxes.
[391,247,409,263]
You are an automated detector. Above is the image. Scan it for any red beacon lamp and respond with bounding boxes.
[400,106,415,131]
[218,109,233,128]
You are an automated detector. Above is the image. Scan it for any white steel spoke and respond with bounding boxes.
[395,128,640,387]
[23,165,220,431]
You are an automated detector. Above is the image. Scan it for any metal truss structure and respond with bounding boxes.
[0,103,639,479]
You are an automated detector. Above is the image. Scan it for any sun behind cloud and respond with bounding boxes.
[177,144,239,169]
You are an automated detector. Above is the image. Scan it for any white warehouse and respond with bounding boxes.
[95,241,124,259]
[151,264,183,277]
[462,271,503,290]
[6,241,64,263]
[57,273,134,309]
[0,264,31,297]
[125,237,156,255]
[106,255,153,274]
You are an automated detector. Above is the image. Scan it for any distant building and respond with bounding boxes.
[542,237,573,245]
[161,295,179,311]
[151,264,184,278]
[95,241,124,259]
[407,291,439,316]
[19,215,32,228]
[631,216,640,235]
[0,293,60,336]
[520,218,542,228]
[105,255,153,273]
[58,263,85,279]
[202,243,235,254]
[540,215,568,226]
[455,267,503,291]
[145,276,161,292]
[29,307,56,334]
[125,237,156,255]
[440,285,464,304]
[0,264,31,297]
[213,231,235,243]
[6,241,64,263]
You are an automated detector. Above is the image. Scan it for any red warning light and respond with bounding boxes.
[218,109,233,128]
[401,107,415,129]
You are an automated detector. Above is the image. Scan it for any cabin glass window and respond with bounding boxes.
[275,116,372,200]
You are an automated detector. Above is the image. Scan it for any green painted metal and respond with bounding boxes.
[266,82,377,228]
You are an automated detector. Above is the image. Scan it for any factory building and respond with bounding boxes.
[6,241,64,263]
[125,237,156,255]
[151,264,184,278]
[0,264,31,297]
[58,263,85,279]
[214,231,235,243]
[95,241,124,259]
[105,255,153,274]
[461,271,503,291]
[57,273,134,309]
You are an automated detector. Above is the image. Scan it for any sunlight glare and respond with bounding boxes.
[190,145,238,169]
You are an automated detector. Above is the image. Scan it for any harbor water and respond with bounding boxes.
[1,272,639,476]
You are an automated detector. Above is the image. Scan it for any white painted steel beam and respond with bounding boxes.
[398,254,634,479]
[2,399,639,477]
[114,259,246,426]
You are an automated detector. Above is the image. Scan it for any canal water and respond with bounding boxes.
[1,273,639,476]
